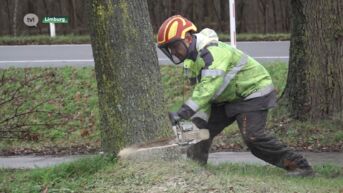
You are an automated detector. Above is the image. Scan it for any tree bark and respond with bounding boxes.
[87,0,170,154]
[283,0,343,120]
[12,0,18,36]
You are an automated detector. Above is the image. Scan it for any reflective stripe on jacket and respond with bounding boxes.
[179,28,274,120]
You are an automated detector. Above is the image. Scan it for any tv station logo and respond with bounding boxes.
[23,13,39,27]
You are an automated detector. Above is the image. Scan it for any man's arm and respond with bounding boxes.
[177,74,224,119]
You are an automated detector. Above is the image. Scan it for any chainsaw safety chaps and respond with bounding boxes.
[236,110,312,170]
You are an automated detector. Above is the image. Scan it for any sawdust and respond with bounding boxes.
[118,147,139,159]
[118,137,185,161]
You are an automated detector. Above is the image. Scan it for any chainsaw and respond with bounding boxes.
[117,116,210,160]
[170,118,210,146]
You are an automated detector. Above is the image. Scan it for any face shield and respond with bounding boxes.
[159,39,188,64]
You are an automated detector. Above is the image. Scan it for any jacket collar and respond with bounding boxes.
[195,28,219,51]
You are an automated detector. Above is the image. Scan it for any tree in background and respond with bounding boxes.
[282,0,343,121]
[87,0,170,154]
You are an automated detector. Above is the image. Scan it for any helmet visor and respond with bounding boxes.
[159,40,188,64]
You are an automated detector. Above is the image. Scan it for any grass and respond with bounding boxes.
[0,62,342,155]
[0,33,290,45]
[0,35,90,45]
[0,156,342,192]
[0,155,117,192]
[218,33,290,41]
[0,67,100,154]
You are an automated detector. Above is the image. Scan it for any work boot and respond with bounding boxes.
[286,167,315,177]
[186,138,212,165]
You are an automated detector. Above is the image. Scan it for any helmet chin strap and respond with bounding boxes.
[181,35,197,103]
[185,35,198,62]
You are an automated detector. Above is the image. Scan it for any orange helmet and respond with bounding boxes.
[157,15,197,47]
[157,15,197,64]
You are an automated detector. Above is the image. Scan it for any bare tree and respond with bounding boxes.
[12,0,18,36]
[236,0,246,33]
[257,0,269,33]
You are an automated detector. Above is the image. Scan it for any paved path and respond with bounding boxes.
[1,152,342,169]
[208,152,343,166]
[0,41,289,68]
[0,155,88,169]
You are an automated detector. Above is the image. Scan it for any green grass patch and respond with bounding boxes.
[0,33,290,45]
[264,62,288,96]
[0,155,116,192]
[1,158,342,192]
[0,67,100,154]
[218,33,290,41]
[268,118,343,151]
[0,35,90,45]
[335,131,343,143]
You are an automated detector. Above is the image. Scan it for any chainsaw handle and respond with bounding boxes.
[168,112,181,126]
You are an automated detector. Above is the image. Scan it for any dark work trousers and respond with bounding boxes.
[187,93,312,171]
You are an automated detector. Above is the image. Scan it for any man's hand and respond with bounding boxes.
[168,112,181,126]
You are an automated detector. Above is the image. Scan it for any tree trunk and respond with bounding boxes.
[12,0,18,36]
[283,0,343,120]
[87,0,170,154]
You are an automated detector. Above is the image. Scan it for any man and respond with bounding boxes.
[157,15,314,177]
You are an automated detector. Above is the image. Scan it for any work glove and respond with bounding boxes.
[168,112,181,126]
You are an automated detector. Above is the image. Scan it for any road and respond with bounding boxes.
[1,151,342,169]
[0,41,289,68]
